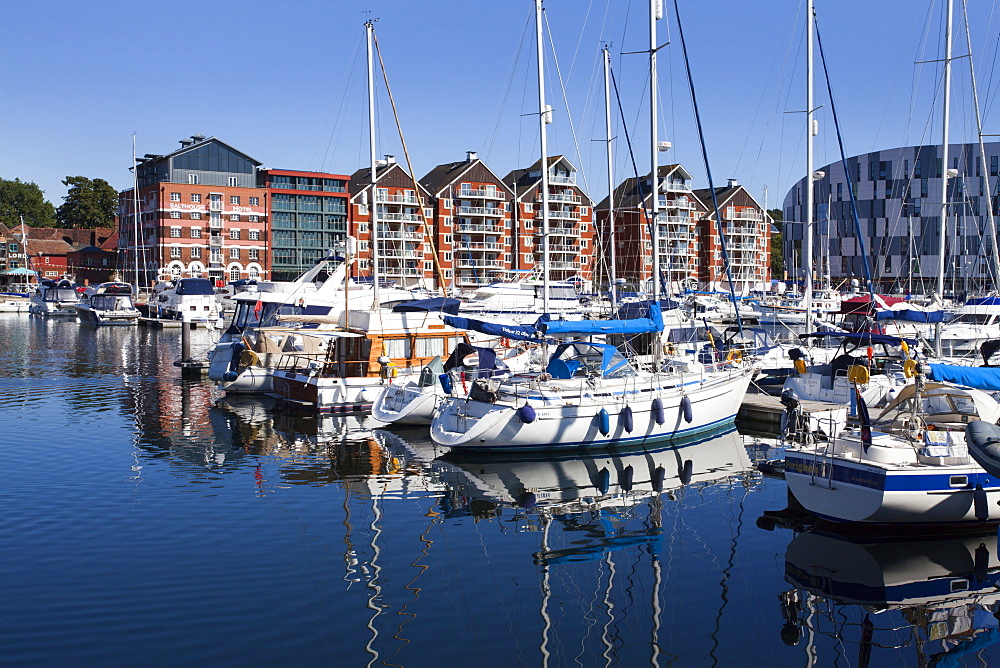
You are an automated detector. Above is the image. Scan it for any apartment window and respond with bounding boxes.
[170,227,182,238]
[580,206,589,216]
[190,227,202,238]
[229,248,240,259]
[230,196,240,205]
[228,177,238,187]
[190,193,201,203]
[191,246,202,258]
[443,217,452,227]
[170,246,181,258]
[441,198,451,209]
[188,174,199,184]
[444,252,452,261]
[230,214,240,222]
[249,196,259,206]
[170,211,182,219]
[525,203,533,213]
[170,192,180,202]
[248,229,259,241]
[230,229,241,240]
[248,249,259,260]
[8,244,17,253]
[230,267,241,281]
[524,253,532,262]
[992,156,999,177]
[190,212,202,220]
[424,261,433,271]
[248,215,259,222]
[444,234,452,244]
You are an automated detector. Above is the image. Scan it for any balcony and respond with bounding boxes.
[376,193,419,205]
[663,182,690,192]
[209,200,223,211]
[209,236,223,247]
[455,242,505,251]
[724,207,763,221]
[549,175,576,185]
[547,210,580,221]
[378,231,424,241]
[458,188,505,201]
[456,224,502,234]
[456,260,505,269]
[539,192,581,204]
[456,206,504,218]
[377,212,424,223]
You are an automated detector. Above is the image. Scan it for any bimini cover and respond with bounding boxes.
[392,297,461,315]
[927,364,1000,392]
[443,316,540,342]
[542,303,664,337]
[175,278,215,296]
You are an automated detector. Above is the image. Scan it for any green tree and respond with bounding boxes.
[56,176,119,229]
[768,208,784,278]
[0,177,56,227]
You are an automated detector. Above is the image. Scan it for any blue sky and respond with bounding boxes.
[2,0,998,213]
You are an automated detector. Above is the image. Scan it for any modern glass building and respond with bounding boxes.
[782,142,1000,294]
[258,170,349,281]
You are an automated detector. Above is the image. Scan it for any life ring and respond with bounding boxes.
[725,349,743,363]
[500,337,511,348]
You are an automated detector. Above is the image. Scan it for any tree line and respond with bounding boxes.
[0,176,118,229]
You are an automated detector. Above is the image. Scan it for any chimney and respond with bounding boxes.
[191,134,206,143]
[179,139,192,148]
[466,150,478,163]
[727,178,738,189]
[384,155,396,165]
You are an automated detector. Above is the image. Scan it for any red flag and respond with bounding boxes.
[254,299,263,315]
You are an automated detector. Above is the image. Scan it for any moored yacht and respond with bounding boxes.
[75,282,141,325]
[29,278,80,316]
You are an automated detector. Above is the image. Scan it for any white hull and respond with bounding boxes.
[431,368,752,451]
[271,371,405,413]
[75,305,140,325]
[371,381,440,425]
[785,431,1000,526]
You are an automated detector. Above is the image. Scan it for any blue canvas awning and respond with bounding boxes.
[875,307,945,323]
[443,316,540,341]
[393,297,461,315]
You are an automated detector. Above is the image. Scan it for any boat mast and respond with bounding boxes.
[804,0,815,334]
[935,0,953,357]
[366,19,381,309]
[534,0,551,314]
[603,45,618,309]
[131,133,142,297]
[649,0,662,303]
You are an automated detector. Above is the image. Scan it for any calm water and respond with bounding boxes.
[2,314,998,667]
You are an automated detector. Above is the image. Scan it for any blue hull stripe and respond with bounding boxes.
[786,455,1000,491]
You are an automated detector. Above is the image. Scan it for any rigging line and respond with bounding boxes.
[814,12,876,299]
[486,11,532,163]
[372,31,447,292]
[708,478,750,666]
[962,0,1000,292]
[671,0,744,334]
[317,31,366,172]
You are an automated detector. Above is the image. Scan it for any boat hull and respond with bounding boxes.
[370,382,439,425]
[74,305,140,325]
[784,453,1000,525]
[430,370,752,451]
[271,371,390,413]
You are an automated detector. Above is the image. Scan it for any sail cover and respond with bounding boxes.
[443,316,540,341]
[541,303,664,336]
[927,364,1000,391]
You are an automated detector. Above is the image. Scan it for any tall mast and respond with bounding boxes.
[366,19,381,308]
[603,45,618,309]
[935,0,953,356]
[132,133,142,296]
[804,0,815,334]
[649,0,662,303]
[534,0,551,314]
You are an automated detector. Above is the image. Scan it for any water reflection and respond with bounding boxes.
[781,530,1000,665]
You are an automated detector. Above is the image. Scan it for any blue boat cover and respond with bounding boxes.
[966,297,1000,306]
[875,308,946,323]
[392,297,461,315]
[175,278,215,295]
[928,364,1000,391]
[542,303,664,336]
[443,316,540,341]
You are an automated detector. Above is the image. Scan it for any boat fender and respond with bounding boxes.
[439,373,453,394]
[517,491,537,509]
[680,459,693,485]
[597,408,610,436]
[902,359,916,378]
[652,465,666,492]
[224,370,239,383]
[651,398,665,425]
[619,465,634,492]
[517,404,537,424]
[595,467,611,495]
[847,365,870,384]
[680,396,693,424]
[974,484,989,522]
[975,542,989,582]
[621,405,634,433]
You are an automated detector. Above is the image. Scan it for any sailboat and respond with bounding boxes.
[430,0,753,452]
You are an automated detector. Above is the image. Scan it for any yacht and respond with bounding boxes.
[75,282,141,325]
[29,278,80,316]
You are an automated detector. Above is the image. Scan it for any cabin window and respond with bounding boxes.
[383,338,411,358]
[415,337,444,358]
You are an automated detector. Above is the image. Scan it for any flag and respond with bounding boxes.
[856,386,872,453]
[253,299,263,316]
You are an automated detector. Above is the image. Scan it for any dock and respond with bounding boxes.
[738,392,846,434]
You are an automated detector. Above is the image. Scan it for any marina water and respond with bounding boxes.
[3,314,999,666]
